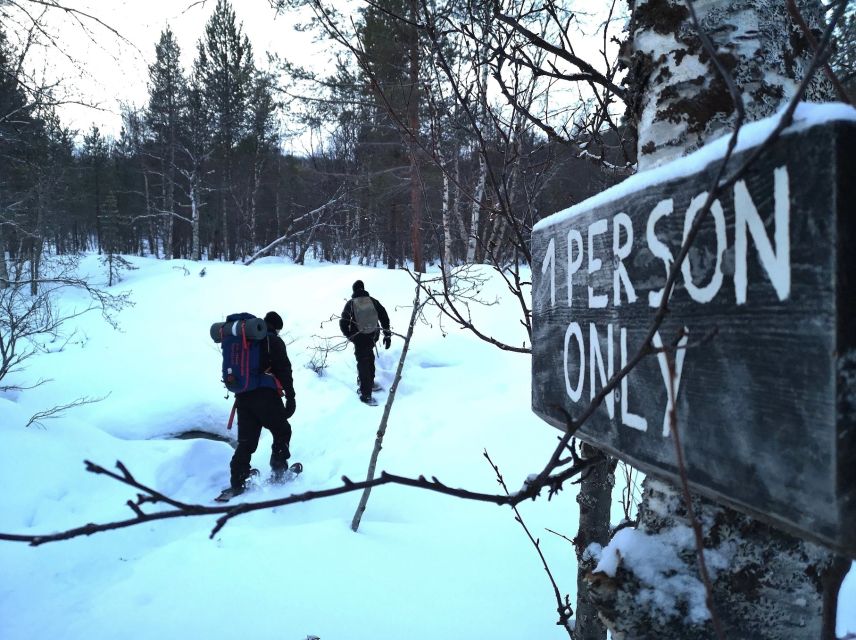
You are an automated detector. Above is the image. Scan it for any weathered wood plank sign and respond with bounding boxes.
[531,117,856,557]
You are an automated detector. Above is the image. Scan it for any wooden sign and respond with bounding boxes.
[531,118,856,557]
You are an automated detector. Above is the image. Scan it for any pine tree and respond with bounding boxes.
[359,0,425,271]
[193,0,255,260]
[245,69,279,251]
[181,77,211,261]
[99,192,134,287]
[81,125,111,254]
[146,27,187,259]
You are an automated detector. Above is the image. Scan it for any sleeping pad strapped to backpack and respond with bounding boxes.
[210,313,278,394]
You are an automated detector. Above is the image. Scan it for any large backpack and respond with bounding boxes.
[210,313,276,394]
[352,296,379,334]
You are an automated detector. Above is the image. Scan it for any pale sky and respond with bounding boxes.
[9,0,324,142]
[7,0,621,151]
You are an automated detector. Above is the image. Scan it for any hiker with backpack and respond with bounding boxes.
[214,311,296,497]
[339,280,391,405]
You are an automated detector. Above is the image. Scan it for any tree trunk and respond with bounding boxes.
[466,149,486,264]
[408,0,424,273]
[190,167,201,262]
[574,444,612,640]
[589,2,843,638]
[626,0,832,171]
[162,158,173,259]
[590,478,840,639]
[453,151,468,252]
[0,226,9,289]
[466,52,489,264]
[143,172,159,259]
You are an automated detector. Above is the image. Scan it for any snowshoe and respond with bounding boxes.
[359,393,378,406]
[356,378,384,393]
[214,486,244,502]
[270,461,304,485]
[214,468,259,502]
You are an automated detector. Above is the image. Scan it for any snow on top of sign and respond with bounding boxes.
[534,101,856,232]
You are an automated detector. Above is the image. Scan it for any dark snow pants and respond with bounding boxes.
[352,333,377,397]
[231,388,291,489]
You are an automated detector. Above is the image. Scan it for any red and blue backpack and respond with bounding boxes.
[210,313,280,428]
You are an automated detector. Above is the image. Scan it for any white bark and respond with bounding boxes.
[440,151,453,281]
[588,2,842,638]
[630,0,832,171]
[453,153,468,249]
[465,151,486,263]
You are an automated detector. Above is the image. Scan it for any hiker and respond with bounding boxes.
[339,280,391,404]
[230,311,296,493]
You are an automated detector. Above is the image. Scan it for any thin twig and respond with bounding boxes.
[485,451,574,637]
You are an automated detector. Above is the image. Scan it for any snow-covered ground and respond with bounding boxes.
[0,255,853,639]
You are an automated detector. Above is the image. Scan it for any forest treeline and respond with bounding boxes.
[0,0,634,283]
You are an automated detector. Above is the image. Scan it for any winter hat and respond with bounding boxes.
[352,280,365,293]
[264,311,284,331]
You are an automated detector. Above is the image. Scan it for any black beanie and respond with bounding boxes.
[264,311,283,331]
[352,280,365,293]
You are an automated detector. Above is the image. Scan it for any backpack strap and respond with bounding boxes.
[263,336,284,396]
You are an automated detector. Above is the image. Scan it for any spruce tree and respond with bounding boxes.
[146,27,187,259]
[193,0,255,260]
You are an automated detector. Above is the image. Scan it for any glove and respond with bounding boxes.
[383,335,391,350]
[285,397,296,419]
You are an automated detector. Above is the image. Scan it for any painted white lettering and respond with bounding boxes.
[734,166,791,304]
[646,199,674,307]
[620,328,647,431]
[541,237,556,307]
[613,212,638,306]
[567,229,583,308]
[589,323,615,419]
[653,330,688,437]
[681,193,726,303]
[587,219,609,309]
[564,322,585,402]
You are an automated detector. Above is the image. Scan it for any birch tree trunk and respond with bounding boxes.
[453,152,468,251]
[439,149,453,282]
[465,56,489,264]
[588,2,842,638]
[466,149,486,264]
[627,0,832,171]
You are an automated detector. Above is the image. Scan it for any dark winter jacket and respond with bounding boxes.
[258,331,295,400]
[339,290,391,340]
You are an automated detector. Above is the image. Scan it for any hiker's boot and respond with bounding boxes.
[271,461,289,484]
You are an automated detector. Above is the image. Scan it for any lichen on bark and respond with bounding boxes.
[623,0,833,170]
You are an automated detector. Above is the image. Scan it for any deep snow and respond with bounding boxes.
[0,255,853,639]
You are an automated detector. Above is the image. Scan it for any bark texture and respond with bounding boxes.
[586,1,845,638]
[588,479,838,639]
[574,444,614,640]
[624,0,832,170]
